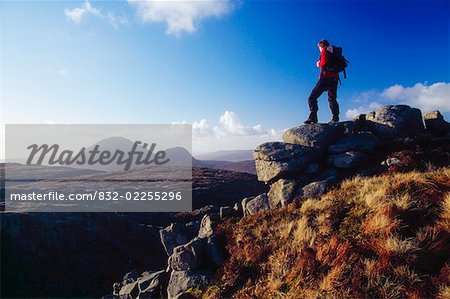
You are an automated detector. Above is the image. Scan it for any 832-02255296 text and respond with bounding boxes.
[8,191,184,201]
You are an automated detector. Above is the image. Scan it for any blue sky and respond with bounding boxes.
[1,0,449,155]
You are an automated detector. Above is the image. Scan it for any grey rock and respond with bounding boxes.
[299,180,331,199]
[138,270,168,298]
[241,197,250,217]
[198,214,214,239]
[160,221,200,256]
[253,141,316,161]
[267,179,300,208]
[219,206,233,220]
[253,142,319,183]
[118,280,139,299]
[365,105,425,139]
[123,269,141,283]
[167,270,213,299]
[328,132,381,154]
[168,237,206,271]
[282,123,344,149]
[254,158,310,183]
[245,193,270,215]
[327,151,368,169]
[424,110,450,136]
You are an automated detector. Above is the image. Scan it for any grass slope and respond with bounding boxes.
[206,167,450,298]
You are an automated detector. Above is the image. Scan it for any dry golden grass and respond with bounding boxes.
[205,167,450,299]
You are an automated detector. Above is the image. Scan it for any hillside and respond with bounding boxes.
[102,105,450,299]
[206,167,450,298]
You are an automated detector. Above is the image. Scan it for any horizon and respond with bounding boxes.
[1,0,449,157]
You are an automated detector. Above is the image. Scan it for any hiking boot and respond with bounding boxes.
[304,113,318,124]
[329,116,339,123]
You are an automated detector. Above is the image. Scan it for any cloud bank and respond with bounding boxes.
[346,82,450,119]
[128,0,235,35]
[173,111,280,154]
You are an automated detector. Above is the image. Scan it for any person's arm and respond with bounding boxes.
[318,50,329,68]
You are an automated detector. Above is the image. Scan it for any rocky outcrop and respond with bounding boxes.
[424,110,450,136]
[243,193,271,215]
[282,123,345,148]
[113,269,168,299]
[267,178,302,208]
[328,151,369,169]
[253,142,318,183]
[109,212,227,299]
[251,105,449,214]
[328,132,381,154]
[160,221,200,256]
[167,270,212,299]
[365,105,425,139]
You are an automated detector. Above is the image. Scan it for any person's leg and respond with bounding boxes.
[305,79,326,124]
[327,78,340,122]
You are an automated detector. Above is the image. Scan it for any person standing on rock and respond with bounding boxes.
[304,39,340,124]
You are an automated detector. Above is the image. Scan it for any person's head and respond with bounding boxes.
[318,39,329,52]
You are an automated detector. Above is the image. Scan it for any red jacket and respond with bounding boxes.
[318,49,339,79]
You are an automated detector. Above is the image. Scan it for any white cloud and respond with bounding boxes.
[213,111,274,138]
[64,1,102,24]
[345,82,450,119]
[381,82,450,112]
[173,111,281,154]
[64,1,127,28]
[128,0,235,35]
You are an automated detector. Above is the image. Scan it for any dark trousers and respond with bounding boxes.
[307,78,340,117]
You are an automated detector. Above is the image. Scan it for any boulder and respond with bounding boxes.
[167,270,213,299]
[327,151,368,169]
[160,221,200,256]
[168,238,206,271]
[123,269,141,283]
[118,280,139,299]
[267,179,301,208]
[253,142,318,183]
[282,123,345,149]
[241,197,250,217]
[424,110,450,136]
[328,132,381,154]
[198,214,214,239]
[254,159,308,184]
[219,206,233,220]
[138,270,168,298]
[365,105,425,139]
[245,193,270,215]
[299,179,332,199]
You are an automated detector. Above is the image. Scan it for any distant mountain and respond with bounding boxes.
[195,150,253,162]
[6,135,256,174]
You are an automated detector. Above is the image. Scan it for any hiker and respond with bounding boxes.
[304,39,341,124]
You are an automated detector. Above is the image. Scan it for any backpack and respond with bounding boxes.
[326,45,349,80]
